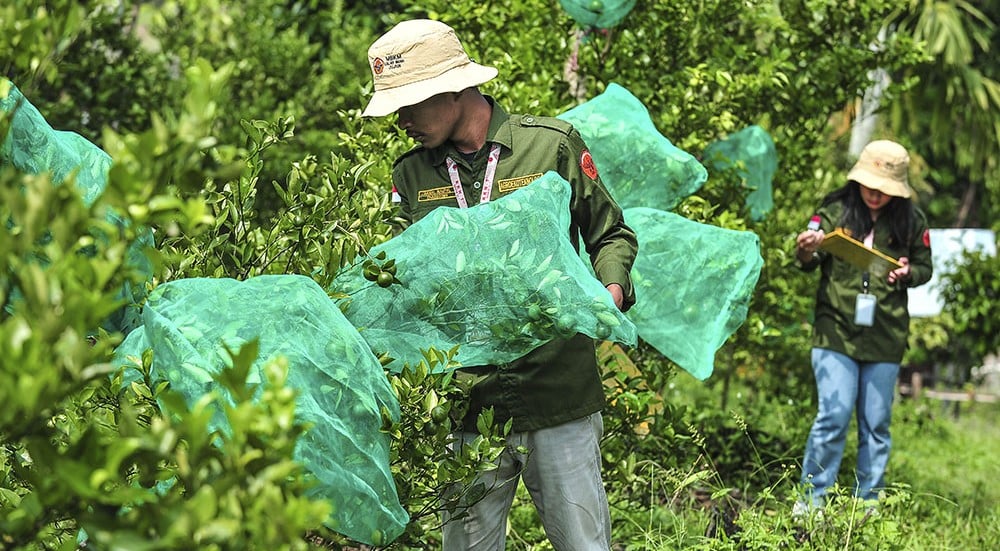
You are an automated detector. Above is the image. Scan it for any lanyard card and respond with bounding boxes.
[855,293,877,327]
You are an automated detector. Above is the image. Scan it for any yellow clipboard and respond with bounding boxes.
[819,228,902,275]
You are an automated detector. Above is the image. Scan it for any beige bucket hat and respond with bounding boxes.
[362,19,498,117]
[846,140,913,198]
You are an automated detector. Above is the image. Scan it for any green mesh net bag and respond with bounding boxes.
[1,79,152,333]
[1,80,112,205]
[558,84,763,379]
[623,207,763,380]
[330,172,637,372]
[558,82,708,212]
[560,0,636,29]
[113,275,407,545]
[704,125,777,221]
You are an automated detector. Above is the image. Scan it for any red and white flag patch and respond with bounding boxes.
[580,150,599,180]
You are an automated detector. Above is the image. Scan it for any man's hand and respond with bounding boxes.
[606,283,625,310]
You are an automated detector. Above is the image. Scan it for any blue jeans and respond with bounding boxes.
[800,348,899,505]
[442,413,611,551]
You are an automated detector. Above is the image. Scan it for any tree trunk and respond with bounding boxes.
[954,182,977,228]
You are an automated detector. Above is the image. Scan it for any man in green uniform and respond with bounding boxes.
[362,19,637,550]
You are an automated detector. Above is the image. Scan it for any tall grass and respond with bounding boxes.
[642,385,1000,550]
[495,378,1000,550]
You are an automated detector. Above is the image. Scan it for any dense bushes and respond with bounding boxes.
[3,0,997,549]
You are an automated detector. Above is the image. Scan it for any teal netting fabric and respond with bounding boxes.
[623,208,763,380]
[704,125,777,221]
[558,82,708,212]
[0,79,151,333]
[1,80,111,206]
[113,275,407,545]
[560,0,636,29]
[556,84,764,379]
[330,172,637,373]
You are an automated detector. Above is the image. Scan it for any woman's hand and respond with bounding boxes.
[888,257,911,285]
[795,229,825,263]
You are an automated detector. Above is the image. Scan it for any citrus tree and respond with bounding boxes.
[5,0,997,549]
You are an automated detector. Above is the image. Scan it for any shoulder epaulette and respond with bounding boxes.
[517,114,574,136]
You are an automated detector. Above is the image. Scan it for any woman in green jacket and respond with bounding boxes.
[793,140,933,512]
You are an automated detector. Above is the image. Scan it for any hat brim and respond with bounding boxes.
[362,63,498,117]
[847,166,912,199]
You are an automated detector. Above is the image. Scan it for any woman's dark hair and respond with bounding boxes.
[821,181,914,246]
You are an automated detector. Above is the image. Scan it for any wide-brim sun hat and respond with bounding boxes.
[362,19,498,117]
[846,139,913,198]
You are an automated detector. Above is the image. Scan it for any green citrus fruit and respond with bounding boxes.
[430,405,449,423]
[376,271,393,287]
[527,303,543,321]
[556,314,576,336]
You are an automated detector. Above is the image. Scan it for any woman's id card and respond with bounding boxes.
[855,293,876,326]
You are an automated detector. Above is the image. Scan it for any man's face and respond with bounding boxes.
[395,93,459,149]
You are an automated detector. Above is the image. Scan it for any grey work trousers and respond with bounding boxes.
[442,412,611,551]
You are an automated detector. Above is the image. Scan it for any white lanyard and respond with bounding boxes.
[445,143,501,209]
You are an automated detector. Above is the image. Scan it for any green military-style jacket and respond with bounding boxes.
[798,200,932,363]
[391,98,638,431]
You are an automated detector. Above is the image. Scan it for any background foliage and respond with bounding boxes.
[2,0,998,549]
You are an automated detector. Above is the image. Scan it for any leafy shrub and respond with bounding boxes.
[938,250,1000,380]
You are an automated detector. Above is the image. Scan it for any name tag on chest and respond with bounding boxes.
[854,293,876,327]
[417,186,456,202]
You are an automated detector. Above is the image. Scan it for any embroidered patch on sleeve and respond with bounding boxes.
[922,229,930,247]
[580,150,599,180]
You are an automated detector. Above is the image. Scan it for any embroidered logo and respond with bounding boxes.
[580,150,599,180]
[497,173,543,193]
[417,186,456,202]
[372,57,385,75]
